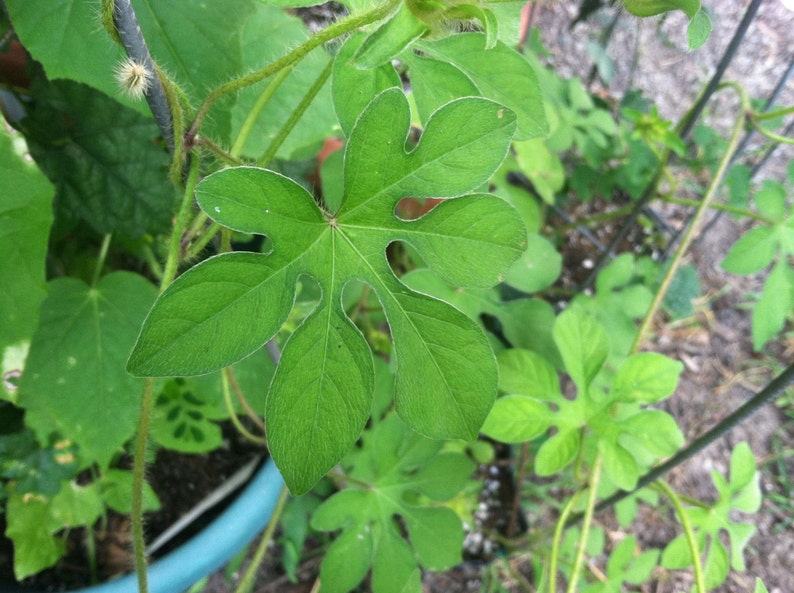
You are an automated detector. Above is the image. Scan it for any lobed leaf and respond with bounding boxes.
[129,89,522,492]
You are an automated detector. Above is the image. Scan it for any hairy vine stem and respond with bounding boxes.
[186,0,400,143]
[257,58,334,167]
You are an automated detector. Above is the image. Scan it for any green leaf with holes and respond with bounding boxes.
[128,89,523,493]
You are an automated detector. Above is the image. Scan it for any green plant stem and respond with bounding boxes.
[660,195,775,224]
[131,377,156,593]
[196,136,244,166]
[232,65,295,159]
[565,454,602,593]
[749,116,794,145]
[185,222,222,260]
[222,368,266,445]
[234,486,289,593]
[752,103,794,121]
[91,234,112,287]
[631,84,746,353]
[155,63,189,183]
[186,0,400,142]
[556,202,636,232]
[140,244,164,281]
[654,480,706,593]
[163,155,201,287]
[548,491,578,593]
[257,57,334,167]
[227,368,266,431]
[131,154,200,593]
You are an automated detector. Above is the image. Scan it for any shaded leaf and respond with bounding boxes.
[0,126,53,374]
[21,273,157,469]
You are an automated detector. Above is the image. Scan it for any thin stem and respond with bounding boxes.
[195,136,245,167]
[565,454,602,593]
[130,155,199,593]
[184,221,222,260]
[222,368,267,445]
[555,203,636,232]
[548,492,578,593]
[162,156,201,287]
[507,442,530,539]
[155,64,189,184]
[91,234,112,287]
[752,104,794,122]
[660,195,775,224]
[631,84,746,353]
[227,368,266,431]
[257,57,334,167]
[749,117,794,145]
[232,65,296,159]
[234,486,290,593]
[187,0,400,142]
[131,377,156,593]
[654,480,706,593]
[140,244,164,282]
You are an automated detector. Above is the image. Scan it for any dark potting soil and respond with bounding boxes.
[0,422,266,592]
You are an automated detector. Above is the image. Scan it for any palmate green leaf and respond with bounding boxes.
[721,226,778,275]
[496,349,560,399]
[311,413,474,593]
[0,125,53,386]
[402,51,481,127]
[6,481,104,580]
[20,273,157,469]
[535,428,580,476]
[129,89,522,493]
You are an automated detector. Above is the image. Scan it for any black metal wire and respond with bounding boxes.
[677,0,765,141]
[566,363,794,527]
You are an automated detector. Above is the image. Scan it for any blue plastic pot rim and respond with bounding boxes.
[4,459,284,593]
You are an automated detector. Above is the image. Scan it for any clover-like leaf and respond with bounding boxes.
[311,413,476,593]
[128,89,523,493]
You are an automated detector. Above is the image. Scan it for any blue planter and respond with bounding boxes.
[5,460,284,593]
